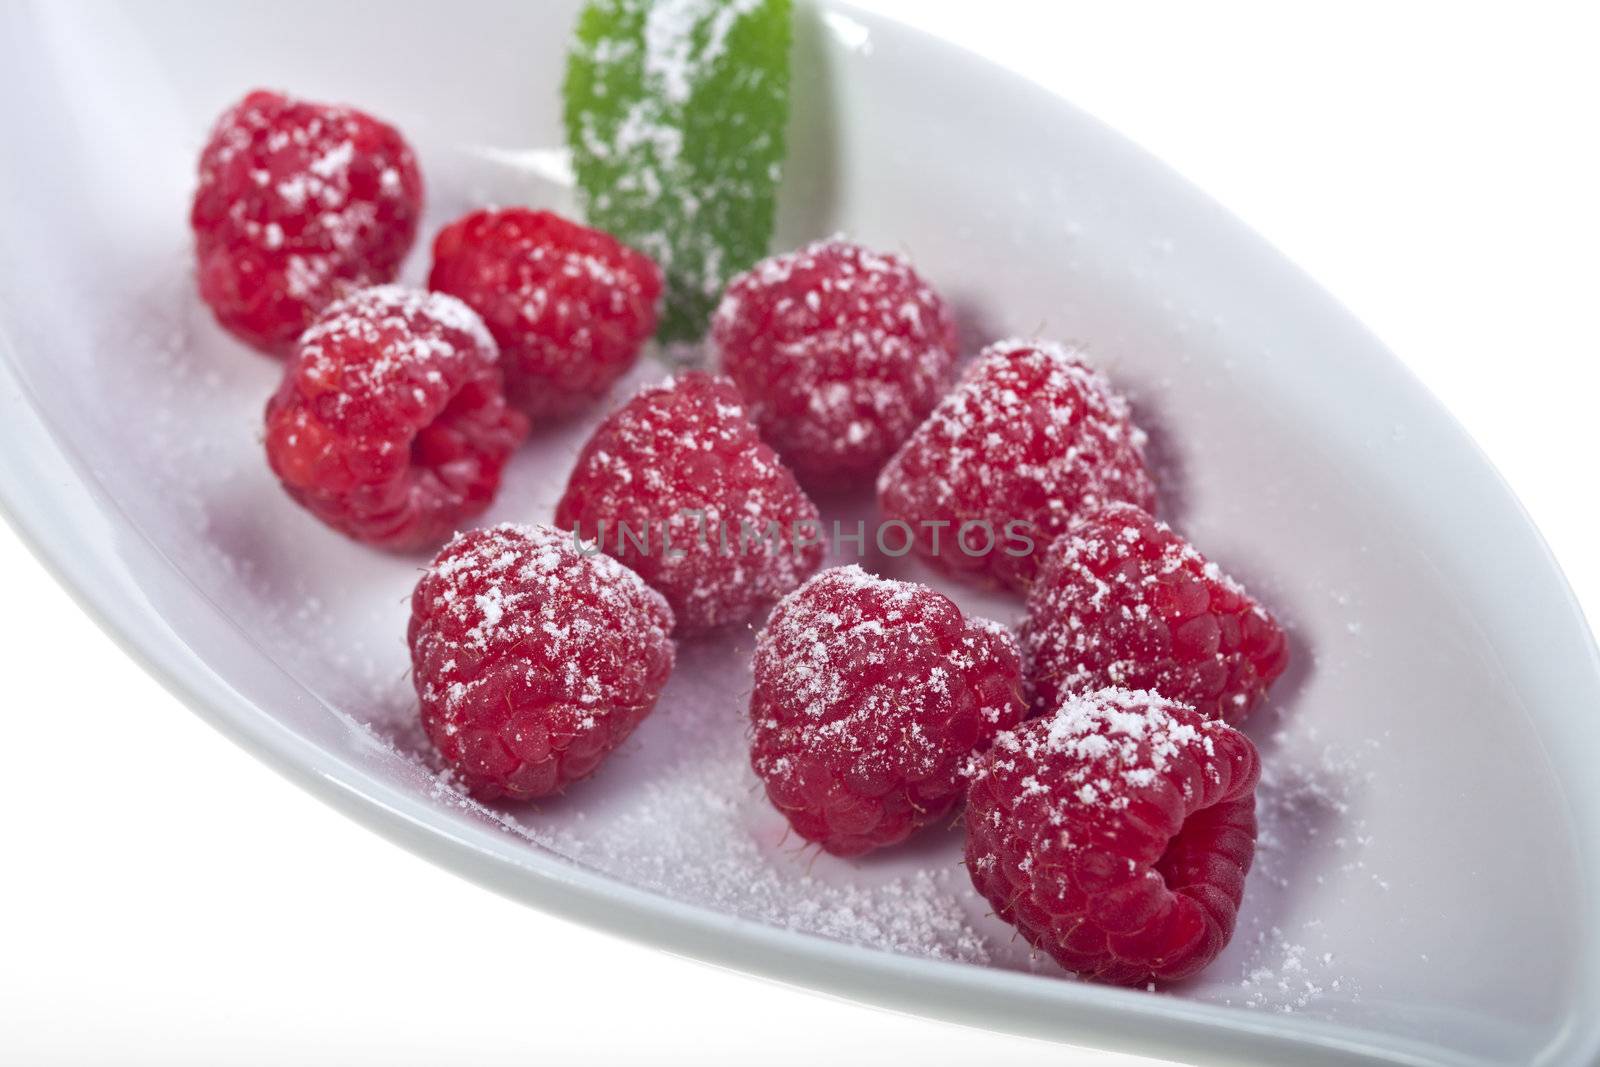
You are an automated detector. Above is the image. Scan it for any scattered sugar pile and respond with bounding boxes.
[372,639,992,964]
[430,753,992,964]
[1223,717,1376,1011]
[346,614,1369,1007]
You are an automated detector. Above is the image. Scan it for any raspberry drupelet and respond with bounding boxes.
[749,566,1027,857]
[263,286,528,551]
[711,237,958,489]
[1024,503,1289,725]
[877,339,1156,590]
[965,687,1260,985]
[408,523,675,801]
[191,89,423,355]
[554,371,824,634]
[429,208,662,419]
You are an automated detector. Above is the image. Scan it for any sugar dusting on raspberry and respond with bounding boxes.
[178,119,1392,999]
[205,96,398,290]
[427,208,662,418]
[749,565,1026,855]
[712,236,958,487]
[297,284,497,406]
[965,687,1258,984]
[877,338,1157,589]
[191,89,422,352]
[309,284,494,353]
[264,284,527,550]
[754,563,927,722]
[1024,503,1288,725]
[410,523,675,799]
[202,512,1358,1001]
[554,371,824,632]
[979,688,1221,819]
[1052,514,1252,616]
[416,522,671,720]
[217,320,1345,1002]
[912,337,1149,486]
[340,548,1361,1007]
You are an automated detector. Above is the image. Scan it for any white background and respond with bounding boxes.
[4,2,1597,1064]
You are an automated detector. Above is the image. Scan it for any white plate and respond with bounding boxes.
[2,3,1598,1064]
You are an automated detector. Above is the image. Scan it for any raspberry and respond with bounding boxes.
[1024,503,1288,725]
[409,523,675,800]
[877,339,1156,590]
[263,286,528,551]
[965,687,1260,985]
[750,566,1026,857]
[711,237,957,488]
[191,90,423,355]
[554,372,824,633]
[429,208,662,419]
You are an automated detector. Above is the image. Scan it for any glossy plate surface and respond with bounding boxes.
[1,3,1597,1064]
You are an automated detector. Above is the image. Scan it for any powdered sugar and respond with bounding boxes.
[380,630,992,963]
[748,565,1026,854]
[262,280,528,551]
[963,686,1260,983]
[1023,502,1288,725]
[193,90,421,351]
[571,0,770,300]
[1219,727,1374,1013]
[297,285,497,408]
[568,0,789,338]
[428,208,662,418]
[417,523,669,702]
[643,0,763,105]
[981,687,1224,822]
[554,371,823,632]
[154,317,1363,1012]
[409,522,675,798]
[877,338,1157,589]
[712,236,958,486]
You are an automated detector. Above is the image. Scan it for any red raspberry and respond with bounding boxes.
[264,286,528,551]
[1024,503,1288,725]
[711,238,958,488]
[409,523,675,800]
[750,566,1026,857]
[965,687,1260,985]
[554,372,824,633]
[877,339,1156,590]
[429,208,662,419]
[191,89,423,355]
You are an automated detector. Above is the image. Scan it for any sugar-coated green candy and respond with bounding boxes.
[564,0,792,343]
